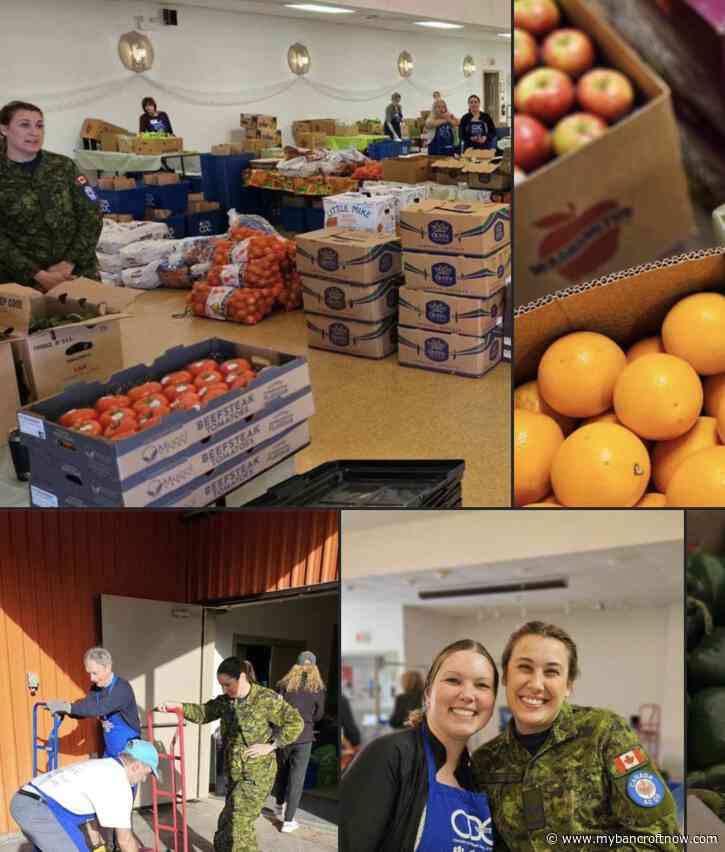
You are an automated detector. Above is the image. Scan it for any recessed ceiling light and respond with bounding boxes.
[497,32,512,38]
[285,3,355,13]
[415,21,464,29]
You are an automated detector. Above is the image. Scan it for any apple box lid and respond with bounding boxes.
[296,228,400,249]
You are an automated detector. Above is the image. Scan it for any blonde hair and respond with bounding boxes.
[278,663,325,693]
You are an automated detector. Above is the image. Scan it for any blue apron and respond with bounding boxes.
[98,676,140,758]
[428,123,455,156]
[467,117,489,150]
[417,729,494,852]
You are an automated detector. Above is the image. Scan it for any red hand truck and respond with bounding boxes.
[147,708,189,852]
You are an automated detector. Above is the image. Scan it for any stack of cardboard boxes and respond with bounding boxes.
[397,200,511,377]
[291,119,337,149]
[296,228,402,360]
[140,173,223,238]
[116,135,184,155]
[238,115,282,155]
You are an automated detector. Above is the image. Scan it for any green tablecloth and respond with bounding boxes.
[324,134,388,152]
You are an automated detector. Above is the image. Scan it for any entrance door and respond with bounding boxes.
[483,71,502,123]
[234,636,306,688]
[101,594,208,806]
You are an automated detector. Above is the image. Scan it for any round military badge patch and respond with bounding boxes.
[84,185,98,202]
[75,175,88,186]
[626,771,665,808]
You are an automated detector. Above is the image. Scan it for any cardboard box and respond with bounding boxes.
[402,248,510,297]
[99,132,126,153]
[305,312,397,359]
[301,275,400,322]
[229,143,245,155]
[515,249,725,385]
[212,144,232,156]
[143,174,159,186]
[98,177,116,191]
[242,139,266,155]
[400,201,510,256]
[0,280,136,401]
[113,177,136,191]
[298,132,329,150]
[398,284,505,337]
[335,122,359,136]
[156,173,180,186]
[323,193,397,235]
[361,183,428,219]
[103,214,134,223]
[18,337,312,502]
[398,325,502,378]
[0,340,21,446]
[124,136,184,155]
[515,0,694,306]
[295,228,402,285]
[81,118,131,140]
[382,155,432,184]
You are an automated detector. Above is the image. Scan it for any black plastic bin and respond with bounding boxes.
[245,460,465,508]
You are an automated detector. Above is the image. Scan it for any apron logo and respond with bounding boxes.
[451,809,492,843]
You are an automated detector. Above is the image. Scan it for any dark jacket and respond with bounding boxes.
[139,111,174,134]
[389,690,423,729]
[340,721,476,852]
[279,688,326,744]
[460,110,497,150]
[69,676,141,734]
[340,694,361,747]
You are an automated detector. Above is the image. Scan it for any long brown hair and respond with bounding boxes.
[501,621,580,685]
[408,639,499,726]
[217,656,257,684]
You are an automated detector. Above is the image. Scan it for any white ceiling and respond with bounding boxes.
[142,0,511,39]
[342,540,682,615]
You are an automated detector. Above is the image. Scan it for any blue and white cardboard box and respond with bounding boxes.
[397,324,502,378]
[402,247,510,298]
[397,283,505,337]
[305,312,397,359]
[295,228,401,286]
[300,275,400,323]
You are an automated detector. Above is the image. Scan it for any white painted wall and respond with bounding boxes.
[401,602,685,779]
[4,0,510,158]
[341,600,404,658]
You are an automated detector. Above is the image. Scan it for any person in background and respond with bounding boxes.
[273,651,327,834]
[459,94,497,152]
[158,657,303,852]
[0,100,102,289]
[341,639,498,852]
[384,93,403,141]
[139,97,173,134]
[425,99,459,156]
[472,621,681,852]
[389,670,424,729]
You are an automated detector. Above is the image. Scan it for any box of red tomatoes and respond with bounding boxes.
[16,337,313,507]
[513,0,694,307]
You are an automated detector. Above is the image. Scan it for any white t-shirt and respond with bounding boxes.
[24,758,133,829]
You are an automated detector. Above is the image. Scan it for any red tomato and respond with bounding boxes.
[132,393,169,416]
[186,359,218,377]
[59,408,97,428]
[199,385,229,404]
[127,382,163,403]
[95,394,130,414]
[219,358,252,376]
[72,420,102,437]
[228,376,250,391]
[99,408,137,430]
[171,391,202,412]
[164,382,195,402]
[138,412,165,431]
[194,370,224,389]
[160,370,193,387]
[106,426,138,441]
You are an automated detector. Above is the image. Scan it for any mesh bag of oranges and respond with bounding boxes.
[515,291,725,507]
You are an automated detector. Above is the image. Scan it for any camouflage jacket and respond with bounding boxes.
[0,150,103,286]
[472,703,681,852]
[182,684,304,782]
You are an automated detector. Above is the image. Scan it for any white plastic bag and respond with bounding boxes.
[121,260,163,289]
[120,239,177,269]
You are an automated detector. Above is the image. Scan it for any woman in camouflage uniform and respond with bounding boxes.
[472,621,682,852]
[159,657,304,852]
[0,100,102,290]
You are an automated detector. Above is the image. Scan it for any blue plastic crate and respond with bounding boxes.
[95,187,146,220]
[280,205,306,232]
[367,140,404,160]
[200,153,256,212]
[187,175,203,193]
[186,210,226,237]
[257,191,282,225]
[143,181,191,213]
[164,214,187,240]
[304,206,324,231]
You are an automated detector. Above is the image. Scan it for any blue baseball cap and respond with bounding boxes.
[124,739,160,779]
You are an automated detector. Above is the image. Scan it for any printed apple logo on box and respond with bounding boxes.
[530,200,633,282]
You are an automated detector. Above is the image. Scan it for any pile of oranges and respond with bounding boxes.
[515,291,725,506]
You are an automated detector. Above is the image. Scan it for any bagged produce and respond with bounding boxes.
[189,283,277,324]
[226,210,278,235]
[97,252,124,274]
[100,271,122,287]
[120,239,177,269]
[120,260,163,290]
[97,220,169,253]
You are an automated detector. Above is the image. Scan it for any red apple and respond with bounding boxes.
[514,0,561,37]
[514,114,552,172]
[514,28,538,79]
[577,68,635,123]
[552,112,607,155]
[515,67,575,126]
[541,28,595,78]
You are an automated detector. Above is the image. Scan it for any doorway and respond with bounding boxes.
[483,70,503,123]
[234,636,306,687]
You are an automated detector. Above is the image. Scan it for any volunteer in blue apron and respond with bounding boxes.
[139,97,174,134]
[46,646,141,759]
[459,95,497,152]
[10,739,158,852]
[340,638,498,852]
[425,99,460,157]
[384,93,404,140]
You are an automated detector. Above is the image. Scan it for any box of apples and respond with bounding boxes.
[513,0,694,308]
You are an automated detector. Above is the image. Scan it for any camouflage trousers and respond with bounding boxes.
[214,761,276,852]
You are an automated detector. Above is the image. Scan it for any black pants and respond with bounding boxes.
[273,741,313,821]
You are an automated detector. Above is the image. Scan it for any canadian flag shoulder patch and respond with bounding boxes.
[611,747,648,777]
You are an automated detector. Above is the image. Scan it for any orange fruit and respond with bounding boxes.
[514,410,564,507]
[613,353,703,440]
[581,410,621,427]
[514,380,578,435]
[666,446,725,506]
[635,492,666,507]
[662,292,725,375]
[704,373,725,417]
[626,336,664,363]
[652,416,719,492]
[550,422,650,507]
[523,502,562,508]
[537,331,626,418]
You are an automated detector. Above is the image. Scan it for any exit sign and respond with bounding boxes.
[355,632,371,643]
